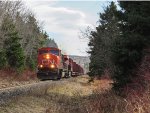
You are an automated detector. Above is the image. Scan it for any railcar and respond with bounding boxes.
[68,58,73,77]
[61,54,70,78]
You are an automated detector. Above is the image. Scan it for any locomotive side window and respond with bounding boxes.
[50,50,59,56]
[38,50,48,55]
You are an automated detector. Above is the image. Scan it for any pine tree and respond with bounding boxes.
[88,2,120,77]
[2,17,25,72]
[0,49,7,69]
[111,2,150,93]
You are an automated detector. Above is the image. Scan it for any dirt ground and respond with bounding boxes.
[0,75,112,113]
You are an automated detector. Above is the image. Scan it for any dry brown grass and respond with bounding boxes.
[82,51,150,113]
[0,75,112,113]
[0,68,37,81]
[47,75,95,97]
[84,84,150,113]
[0,68,39,89]
[0,96,54,113]
[1,73,150,113]
[45,75,113,113]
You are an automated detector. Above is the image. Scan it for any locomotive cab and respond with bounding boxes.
[37,47,62,80]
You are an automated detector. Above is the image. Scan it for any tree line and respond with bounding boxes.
[87,1,150,95]
[0,1,58,72]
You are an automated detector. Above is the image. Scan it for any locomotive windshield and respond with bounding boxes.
[50,50,59,56]
[38,49,59,56]
[38,50,48,55]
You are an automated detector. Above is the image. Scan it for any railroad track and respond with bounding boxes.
[0,79,68,105]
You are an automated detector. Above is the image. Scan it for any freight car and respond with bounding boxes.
[71,61,84,76]
[68,58,73,77]
[61,54,70,78]
[37,47,84,80]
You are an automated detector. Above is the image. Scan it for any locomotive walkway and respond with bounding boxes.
[0,79,67,105]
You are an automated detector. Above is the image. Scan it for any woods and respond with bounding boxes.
[0,1,58,72]
[88,1,150,94]
[0,1,150,112]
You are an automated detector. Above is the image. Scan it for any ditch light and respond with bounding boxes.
[50,64,55,68]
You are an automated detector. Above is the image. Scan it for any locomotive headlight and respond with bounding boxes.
[39,65,43,68]
[46,54,50,59]
[50,64,55,68]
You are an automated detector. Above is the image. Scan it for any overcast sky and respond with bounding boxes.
[24,0,110,56]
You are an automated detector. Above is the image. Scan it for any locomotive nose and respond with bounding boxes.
[38,51,60,70]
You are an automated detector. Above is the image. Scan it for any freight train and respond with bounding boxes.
[37,47,84,80]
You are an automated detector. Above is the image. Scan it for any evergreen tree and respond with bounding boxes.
[88,2,119,77]
[0,49,7,69]
[26,57,36,70]
[111,2,150,93]
[2,17,25,72]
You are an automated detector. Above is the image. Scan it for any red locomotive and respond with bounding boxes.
[37,47,84,80]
